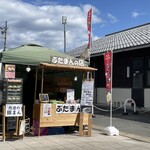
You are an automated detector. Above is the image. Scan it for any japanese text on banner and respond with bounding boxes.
[104,51,112,103]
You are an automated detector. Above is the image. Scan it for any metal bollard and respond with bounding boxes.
[123,98,137,115]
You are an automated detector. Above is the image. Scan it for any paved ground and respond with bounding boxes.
[0,129,150,150]
[0,106,150,150]
[93,106,150,143]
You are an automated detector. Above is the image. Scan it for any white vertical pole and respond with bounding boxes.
[89,8,94,116]
[103,50,119,136]
[110,50,113,126]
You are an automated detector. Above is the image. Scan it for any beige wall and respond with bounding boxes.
[144,89,150,108]
[96,88,131,106]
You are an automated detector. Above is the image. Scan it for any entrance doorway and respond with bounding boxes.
[132,58,144,107]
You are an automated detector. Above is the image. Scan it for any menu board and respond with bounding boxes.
[80,80,94,113]
[81,80,94,106]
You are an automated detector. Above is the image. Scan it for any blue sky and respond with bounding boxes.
[0,0,150,52]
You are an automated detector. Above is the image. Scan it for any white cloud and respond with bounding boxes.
[0,0,101,52]
[131,11,141,18]
[107,13,118,23]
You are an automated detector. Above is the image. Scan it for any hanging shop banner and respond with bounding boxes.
[81,80,94,106]
[5,64,15,79]
[50,56,85,67]
[87,8,92,49]
[5,104,23,117]
[56,104,80,114]
[43,104,51,117]
[104,51,112,103]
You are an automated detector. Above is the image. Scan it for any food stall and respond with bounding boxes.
[33,59,97,137]
[0,44,97,137]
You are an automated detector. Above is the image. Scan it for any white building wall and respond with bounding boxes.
[96,88,131,106]
[144,89,150,108]
[96,88,106,105]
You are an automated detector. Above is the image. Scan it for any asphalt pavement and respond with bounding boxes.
[92,105,150,143]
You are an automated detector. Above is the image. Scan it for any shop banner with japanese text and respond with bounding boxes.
[80,8,92,61]
[56,104,80,114]
[87,8,92,49]
[104,51,112,103]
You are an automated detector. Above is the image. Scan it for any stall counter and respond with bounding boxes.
[33,103,92,136]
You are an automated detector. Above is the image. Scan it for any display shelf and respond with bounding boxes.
[2,78,23,104]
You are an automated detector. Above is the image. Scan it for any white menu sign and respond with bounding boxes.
[81,80,94,106]
[5,104,23,117]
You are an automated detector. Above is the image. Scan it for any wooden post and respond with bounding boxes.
[90,72,93,80]
[34,67,38,103]
[79,113,83,136]
[40,67,44,101]
[23,105,25,120]
[38,103,41,136]
[15,117,19,135]
[2,105,6,142]
[83,73,86,80]
[79,113,92,137]
[88,113,92,137]
[22,105,25,139]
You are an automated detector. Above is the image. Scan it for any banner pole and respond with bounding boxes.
[103,50,119,136]
[110,50,113,126]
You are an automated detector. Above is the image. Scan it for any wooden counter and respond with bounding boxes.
[33,103,92,136]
